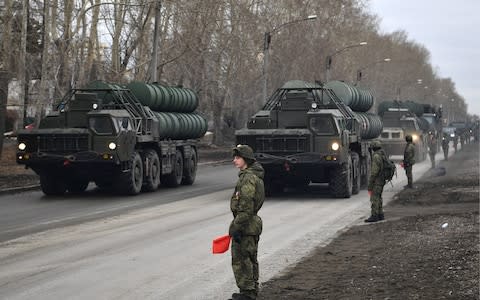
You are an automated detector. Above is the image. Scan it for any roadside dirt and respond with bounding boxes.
[0,140,232,191]
[258,143,479,300]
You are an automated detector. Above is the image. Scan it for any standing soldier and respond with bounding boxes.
[460,131,465,149]
[403,135,415,189]
[427,132,437,168]
[365,140,387,223]
[453,132,459,153]
[441,133,449,160]
[229,145,265,300]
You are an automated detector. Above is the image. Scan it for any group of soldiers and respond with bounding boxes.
[226,126,476,298]
[429,128,473,167]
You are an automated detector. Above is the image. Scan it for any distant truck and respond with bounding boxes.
[235,80,383,198]
[377,101,442,161]
[16,82,207,195]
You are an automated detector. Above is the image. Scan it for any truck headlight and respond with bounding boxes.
[331,142,339,151]
[450,133,455,138]
[412,134,419,141]
[18,142,27,151]
[108,142,117,150]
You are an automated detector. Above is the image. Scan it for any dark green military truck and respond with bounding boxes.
[235,80,383,198]
[16,82,207,195]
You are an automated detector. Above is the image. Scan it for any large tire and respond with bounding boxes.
[117,151,143,195]
[360,151,371,189]
[351,153,360,195]
[142,149,161,192]
[66,180,89,194]
[181,148,197,185]
[40,174,67,196]
[330,153,352,198]
[162,150,183,188]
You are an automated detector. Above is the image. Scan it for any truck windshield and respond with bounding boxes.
[89,116,115,135]
[309,116,336,135]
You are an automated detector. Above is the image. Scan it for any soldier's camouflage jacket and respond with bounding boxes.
[229,161,265,236]
[404,142,415,166]
[368,149,387,191]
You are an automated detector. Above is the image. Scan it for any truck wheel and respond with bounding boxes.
[330,153,352,198]
[351,153,360,195]
[142,149,161,192]
[118,151,143,195]
[162,150,183,187]
[360,151,371,189]
[67,180,89,194]
[40,174,67,196]
[182,148,197,185]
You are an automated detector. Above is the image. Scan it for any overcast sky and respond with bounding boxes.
[368,0,480,116]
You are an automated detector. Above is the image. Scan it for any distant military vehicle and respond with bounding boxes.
[16,82,207,195]
[235,80,383,198]
[377,100,442,161]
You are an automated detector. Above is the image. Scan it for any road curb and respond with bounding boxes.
[0,184,40,195]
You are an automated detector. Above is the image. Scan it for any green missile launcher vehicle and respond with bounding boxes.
[235,80,383,198]
[16,83,207,196]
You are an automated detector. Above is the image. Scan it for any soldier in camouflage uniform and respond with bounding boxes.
[441,133,449,161]
[229,145,265,300]
[427,132,437,168]
[403,135,415,189]
[365,140,387,223]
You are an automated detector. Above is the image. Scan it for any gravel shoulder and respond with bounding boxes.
[258,143,479,300]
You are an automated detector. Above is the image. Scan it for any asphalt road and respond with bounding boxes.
[0,150,452,300]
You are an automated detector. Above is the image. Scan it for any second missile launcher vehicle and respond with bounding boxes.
[235,80,383,198]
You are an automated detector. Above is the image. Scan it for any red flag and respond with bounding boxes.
[212,235,231,254]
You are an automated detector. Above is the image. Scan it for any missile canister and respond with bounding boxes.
[324,80,374,112]
[126,82,198,113]
[354,112,383,140]
[377,100,424,117]
[154,112,207,139]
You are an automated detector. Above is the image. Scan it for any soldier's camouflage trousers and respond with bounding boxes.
[370,184,384,216]
[232,235,260,299]
[405,165,413,186]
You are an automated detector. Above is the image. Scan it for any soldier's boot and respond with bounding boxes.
[232,293,255,300]
[378,213,384,221]
[364,215,379,223]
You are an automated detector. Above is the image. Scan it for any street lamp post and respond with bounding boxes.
[262,15,317,102]
[325,41,367,82]
[355,57,391,83]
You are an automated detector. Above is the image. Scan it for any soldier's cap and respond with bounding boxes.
[232,144,255,161]
[405,135,413,142]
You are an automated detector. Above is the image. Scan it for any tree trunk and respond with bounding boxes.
[1,0,12,72]
[0,71,10,158]
[36,0,52,126]
[17,0,28,129]
[82,0,101,84]
[111,1,126,81]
